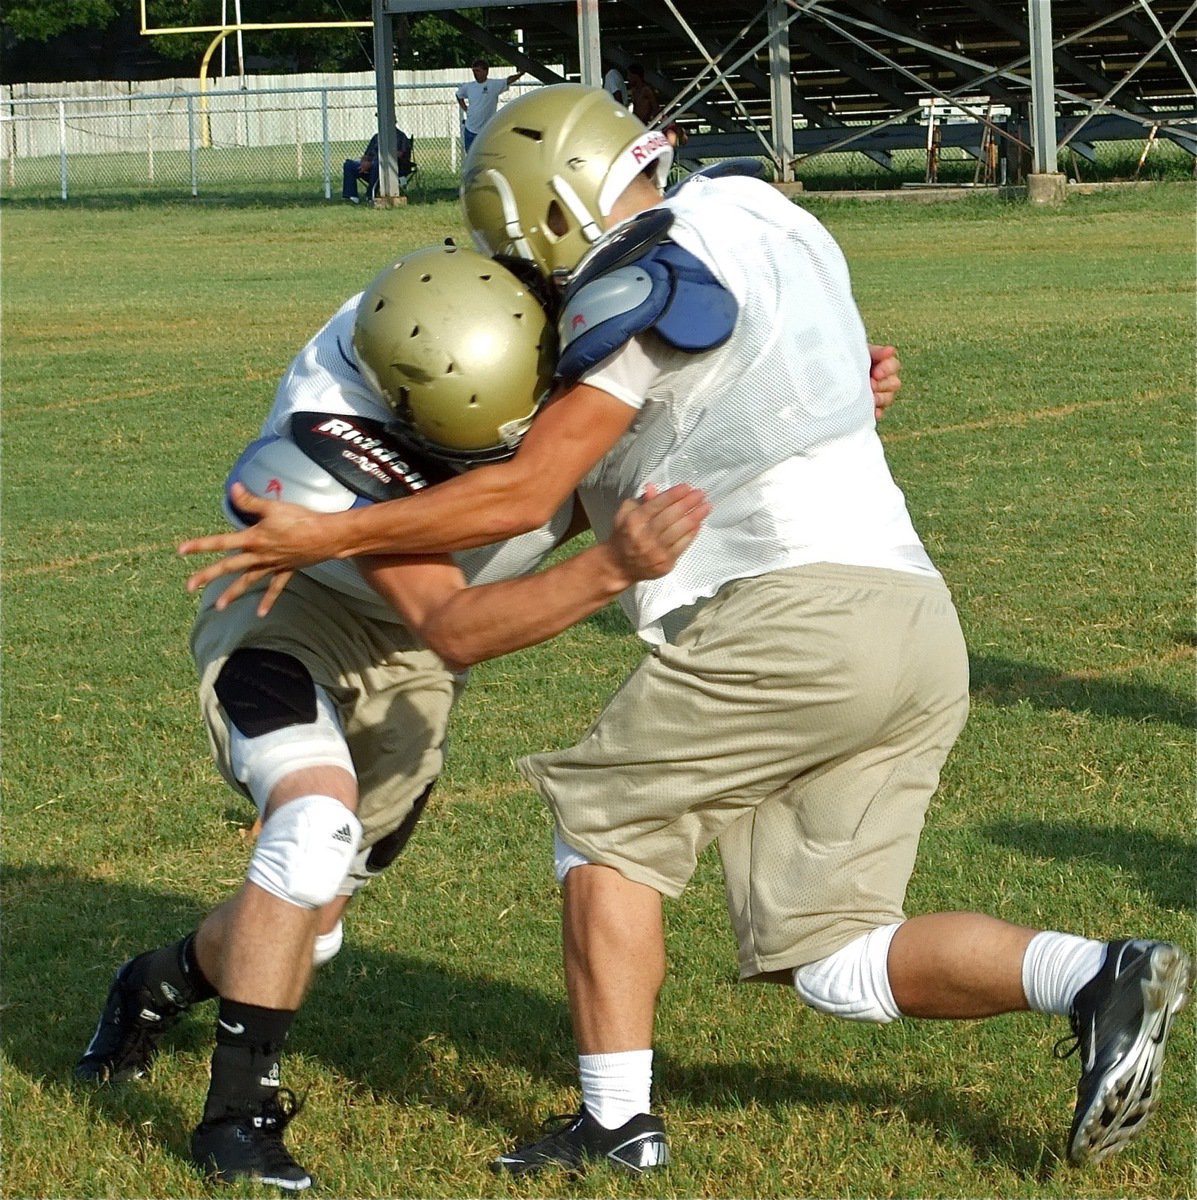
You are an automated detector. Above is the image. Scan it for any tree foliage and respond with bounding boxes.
[3,0,121,42]
[1,0,495,79]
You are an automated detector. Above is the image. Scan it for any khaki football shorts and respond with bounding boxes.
[192,572,459,848]
[519,562,969,981]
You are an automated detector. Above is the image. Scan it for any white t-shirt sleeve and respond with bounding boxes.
[577,333,665,410]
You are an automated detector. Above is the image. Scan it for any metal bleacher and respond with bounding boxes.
[382,1,1197,184]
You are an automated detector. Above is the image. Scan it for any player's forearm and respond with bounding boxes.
[419,542,632,670]
[328,464,556,560]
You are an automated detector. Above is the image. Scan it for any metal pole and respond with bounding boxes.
[234,0,246,84]
[58,99,68,200]
[1027,0,1058,174]
[578,0,602,87]
[371,0,400,203]
[321,88,331,200]
[767,0,795,182]
[188,92,199,195]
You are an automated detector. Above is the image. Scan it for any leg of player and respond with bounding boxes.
[75,926,219,1084]
[75,847,353,1089]
[492,862,670,1176]
[189,764,359,1193]
[799,912,1192,1167]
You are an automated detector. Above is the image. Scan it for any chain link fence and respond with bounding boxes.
[1,72,507,202]
[3,72,1191,202]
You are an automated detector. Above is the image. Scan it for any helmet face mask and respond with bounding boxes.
[353,246,557,470]
[461,84,673,283]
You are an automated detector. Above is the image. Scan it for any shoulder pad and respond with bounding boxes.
[556,240,738,382]
[564,207,675,296]
[664,158,766,197]
[289,410,456,501]
[224,436,369,529]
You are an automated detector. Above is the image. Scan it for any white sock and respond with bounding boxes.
[578,1050,653,1129]
[1021,931,1107,1015]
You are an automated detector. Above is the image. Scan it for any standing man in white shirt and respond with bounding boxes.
[602,62,625,107]
[456,59,523,152]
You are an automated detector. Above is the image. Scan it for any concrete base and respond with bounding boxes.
[1026,172,1067,205]
[773,180,805,197]
[372,194,408,208]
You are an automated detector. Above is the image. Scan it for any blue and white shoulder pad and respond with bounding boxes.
[556,219,738,382]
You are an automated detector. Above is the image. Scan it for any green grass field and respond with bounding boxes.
[2,185,1194,1199]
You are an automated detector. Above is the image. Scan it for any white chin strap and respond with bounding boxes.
[480,167,535,262]
[550,175,603,245]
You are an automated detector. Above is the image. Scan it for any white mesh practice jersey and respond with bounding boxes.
[236,294,572,623]
[578,174,937,643]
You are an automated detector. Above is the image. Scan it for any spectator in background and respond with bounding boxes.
[602,62,626,107]
[626,62,686,148]
[625,61,659,125]
[342,127,411,204]
[457,60,524,153]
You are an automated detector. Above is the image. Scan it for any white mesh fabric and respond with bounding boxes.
[578,175,937,642]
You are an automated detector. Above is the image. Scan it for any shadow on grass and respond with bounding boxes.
[971,652,1193,730]
[982,819,1195,913]
[4,863,1069,1179]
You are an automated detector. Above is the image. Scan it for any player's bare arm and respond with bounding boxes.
[179,384,640,610]
[363,482,708,672]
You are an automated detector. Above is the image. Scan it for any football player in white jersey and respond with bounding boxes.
[179,86,1190,1179]
[76,245,708,1192]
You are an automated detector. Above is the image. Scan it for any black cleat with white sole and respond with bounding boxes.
[1057,938,1192,1166]
[191,1088,313,1190]
[75,957,188,1083]
[491,1107,669,1177]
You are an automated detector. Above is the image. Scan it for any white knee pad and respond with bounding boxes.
[312,919,344,967]
[554,829,594,884]
[794,923,904,1024]
[230,686,356,815]
[247,793,362,909]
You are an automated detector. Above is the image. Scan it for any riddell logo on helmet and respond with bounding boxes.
[571,313,587,330]
[266,478,283,498]
[631,131,671,163]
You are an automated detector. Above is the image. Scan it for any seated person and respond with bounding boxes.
[342,127,412,203]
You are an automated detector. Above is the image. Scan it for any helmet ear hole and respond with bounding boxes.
[546,200,569,238]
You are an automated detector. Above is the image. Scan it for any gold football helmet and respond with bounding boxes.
[353,245,557,466]
[461,83,674,282]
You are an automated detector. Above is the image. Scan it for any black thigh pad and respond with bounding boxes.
[366,780,435,871]
[214,648,318,738]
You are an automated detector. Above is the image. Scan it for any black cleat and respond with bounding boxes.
[191,1089,313,1190]
[75,958,188,1083]
[1057,938,1192,1166]
[490,1107,669,1177]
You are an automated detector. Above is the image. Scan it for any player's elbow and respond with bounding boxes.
[418,624,479,673]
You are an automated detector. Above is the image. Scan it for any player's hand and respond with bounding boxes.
[868,343,902,421]
[607,482,710,583]
[178,483,337,616]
